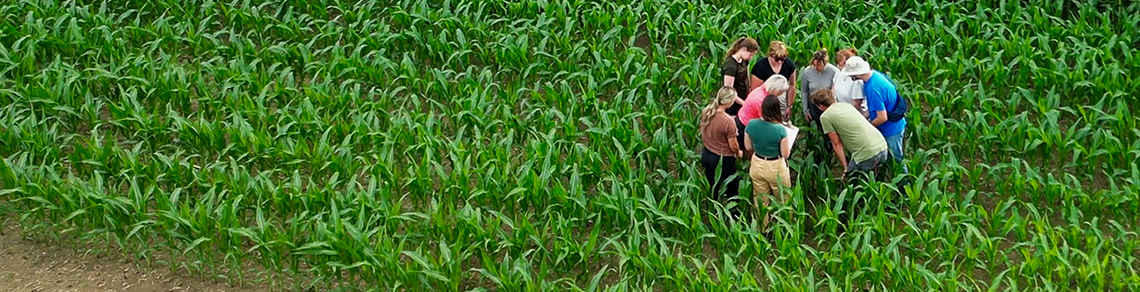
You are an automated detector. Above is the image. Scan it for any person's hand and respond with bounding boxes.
[737,150,744,158]
[804,114,811,122]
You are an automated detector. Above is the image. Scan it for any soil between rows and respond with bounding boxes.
[0,223,268,292]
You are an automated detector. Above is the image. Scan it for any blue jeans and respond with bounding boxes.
[884,129,908,174]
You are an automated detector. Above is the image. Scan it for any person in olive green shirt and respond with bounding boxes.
[812,88,889,179]
[743,95,792,232]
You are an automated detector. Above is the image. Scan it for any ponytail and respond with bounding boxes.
[724,37,759,60]
[837,48,858,60]
[700,87,739,133]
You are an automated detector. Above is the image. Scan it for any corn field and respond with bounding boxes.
[1,0,1139,291]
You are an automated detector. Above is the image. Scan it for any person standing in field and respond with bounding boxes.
[700,87,745,204]
[800,49,839,126]
[735,75,790,158]
[743,95,792,232]
[840,56,909,175]
[721,37,760,116]
[799,49,841,165]
[832,49,868,117]
[750,41,798,119]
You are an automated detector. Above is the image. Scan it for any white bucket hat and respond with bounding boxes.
[841,56,873,76]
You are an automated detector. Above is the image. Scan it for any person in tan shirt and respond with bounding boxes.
[700,87,743,203]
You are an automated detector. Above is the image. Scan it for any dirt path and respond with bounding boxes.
[0,224,270,292]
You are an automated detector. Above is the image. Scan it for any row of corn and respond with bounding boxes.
[0,0,1137,291]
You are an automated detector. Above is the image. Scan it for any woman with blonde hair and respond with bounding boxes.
[720,37,760,115]
[832,48,868,117]
[734,74,791,156]
[750,41,798,118]
[743,94,793,231]
[700,86,744,203]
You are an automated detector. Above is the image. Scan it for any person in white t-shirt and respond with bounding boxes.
[832,48,868,118]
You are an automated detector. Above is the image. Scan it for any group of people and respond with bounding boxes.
[699,37,910,230]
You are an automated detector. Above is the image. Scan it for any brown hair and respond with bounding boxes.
[761,94,783,123]
[767,41,788,58]
[700,87,739,133]
[724,37,759,60]
[810,88,836,107]
[811,48,829,63]
[836,48,858,62]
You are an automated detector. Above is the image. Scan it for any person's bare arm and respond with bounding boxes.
[870,110,888,126]
[787,71,798,118]
[800,72,811,122]
[744,132,753,151]
[828,131,847,170]
[780,136,791,159]
[728,130,742,158]
[723,75,746,105]
[750,75,765,92]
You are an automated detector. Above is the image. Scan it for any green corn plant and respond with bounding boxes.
[1,0,1139,291]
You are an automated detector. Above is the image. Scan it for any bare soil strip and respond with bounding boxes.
[0,223,269,292]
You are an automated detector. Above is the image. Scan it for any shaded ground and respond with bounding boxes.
[0,223,269,292]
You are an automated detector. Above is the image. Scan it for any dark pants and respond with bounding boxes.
[837,150,891,230]
[700,148,739,202]
[808,108,833,165]
[734,116,747,153]
[726,103,742,116]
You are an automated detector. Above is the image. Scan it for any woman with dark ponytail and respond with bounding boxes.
[721,37,759,115]
[743,94,793,232]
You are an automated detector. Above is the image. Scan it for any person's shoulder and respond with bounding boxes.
[721,57,736,67]
[836,103,863,115]
[873,71,896,84]
[866,71,881,82]
[746,119,763,128]
[717,113,735,123]
[718,115,737,129]
[752,60,769,69]
[867,73,890,89]
[825,64,840,73]
[820,107,837,118]
[746,87,765,99]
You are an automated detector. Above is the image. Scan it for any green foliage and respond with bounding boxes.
[0,0,1138,291]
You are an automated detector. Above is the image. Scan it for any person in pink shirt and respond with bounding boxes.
[734,75,790,157]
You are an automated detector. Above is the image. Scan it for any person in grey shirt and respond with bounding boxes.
[800,49,840,127]
[799,49,840,165]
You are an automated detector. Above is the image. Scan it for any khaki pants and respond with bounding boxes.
[749,155,791,205]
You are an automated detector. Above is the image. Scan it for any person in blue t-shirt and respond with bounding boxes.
[839,56,908,175]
